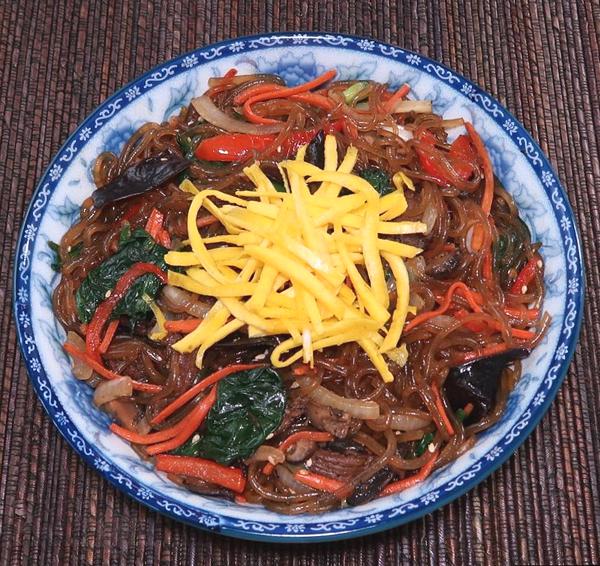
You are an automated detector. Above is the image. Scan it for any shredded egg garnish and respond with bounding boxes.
[165,135,425,382]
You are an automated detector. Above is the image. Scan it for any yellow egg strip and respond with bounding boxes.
[169,135,424,382]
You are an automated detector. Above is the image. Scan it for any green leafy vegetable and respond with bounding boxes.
[176,366,286,464]
[413,432,434,458]
[75,227,167,323]
[359,167,393,196]
[492,213,532,288]
[271,180,286,193]
[49,241,82,272]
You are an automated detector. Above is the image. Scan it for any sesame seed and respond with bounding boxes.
[537,260,543,268]
[305,458,313,467]
[428,443,436,453]
[192,434,200,443]
[298,469,308,476]
[521,285,528,294]
[105,290,112,298]
[265,432,274,440]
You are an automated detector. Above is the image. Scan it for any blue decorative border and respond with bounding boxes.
[13,33,584,542]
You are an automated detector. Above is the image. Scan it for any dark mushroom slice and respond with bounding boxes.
[91,154,190,208]
[347,467,395,506]
[444,348,530,422]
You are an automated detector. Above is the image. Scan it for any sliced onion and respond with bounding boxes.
[409,291,425,311]
[374,411,431,431]
[391,99,433,114]
[440,117,465,129]
[161,285,212,318]
[191,95,283,134]
[380,124,413,141]
[422,205,438,235]
[66,331,93,381]
[308,385,380,420]
[247,445,285,465]
[93,376,133,407]
[406,256,426,282]
[465,226,475,253]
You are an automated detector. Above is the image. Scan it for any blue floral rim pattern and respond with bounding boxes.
[13,33,584,542]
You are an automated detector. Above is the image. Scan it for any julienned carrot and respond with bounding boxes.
[110,422,179,445]
[289,93,336,111]
[380,449,439,496]
[482,249,493,280]
[452,309,536,341]
[431,382,455,436]
[243,69,337,124]
[456,342,511,364]
[466,122,494,214]
[164,319,203,333]
[63,342,162,393]
[466,122,494,251]
[383,83,410,113]
[155,454,246,494]
[262,431,334,475]
[146,387,217,455]
[293,470,345,494]
[404,282,481,333]
[99,319,120,355]
[197,214,219,228]
[234,83,285,105]
[150,363,265,425]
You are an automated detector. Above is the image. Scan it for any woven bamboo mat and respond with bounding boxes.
[1,1,599,564]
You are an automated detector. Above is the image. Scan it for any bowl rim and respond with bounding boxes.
[13,31,585,542]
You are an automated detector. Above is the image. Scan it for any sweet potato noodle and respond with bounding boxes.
[53,70,549,513]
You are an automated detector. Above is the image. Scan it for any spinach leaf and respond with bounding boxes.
[75,228,167,323]
[359,167,393,195]
[176,366,286,464]
[49,241,82,272]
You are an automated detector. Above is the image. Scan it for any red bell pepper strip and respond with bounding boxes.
[416,132,475,185]
[144,208,171,247]
[510,254,541,294]
[195,121,344,162]
[63,342,162,393]
[155,455,246,494]
[85,262,168,359]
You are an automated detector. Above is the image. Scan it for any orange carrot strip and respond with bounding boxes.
[262,431,334,475]
[431,382,455,436]
[456,343,511,365]
[293,470,345,494]
[404,282,480,333]
[466,122,494,251]
[63,342,162,393]
[380,450,439,496]
[150,363,265,425]
[155,454,246,494]
[383,83,410,112]
[99,319,120,355]
[145,208,164,240]
[146,387,217,455]
[197,215,219,228]
[234,83,285,105]
[164,319,203,334]
[109,422,182,445]
[482,249,493,280]
[289,92,336,111]
[243,70,337,124]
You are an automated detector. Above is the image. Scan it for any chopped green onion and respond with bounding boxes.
[342,81,369,105]
[414,432,434,457]
[456,408,466,422]
[272,180,286,193]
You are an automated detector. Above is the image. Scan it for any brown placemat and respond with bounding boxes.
[1,1,599,564]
